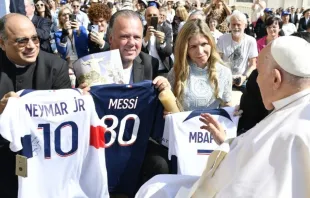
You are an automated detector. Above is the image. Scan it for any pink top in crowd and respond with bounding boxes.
[257,36,267,53]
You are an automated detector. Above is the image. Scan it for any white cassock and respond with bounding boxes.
[186,88,310,198]
[136,89,310,198]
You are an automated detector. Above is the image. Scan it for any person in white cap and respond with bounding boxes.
[189,35,310,198]
[135,35,310,198]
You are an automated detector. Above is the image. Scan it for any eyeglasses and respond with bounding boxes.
[36,3,44,7]
[14,36,40,47]
[62,13,71,17]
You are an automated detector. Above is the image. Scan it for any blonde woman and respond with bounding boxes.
[176,6,189,32]
[168,19,232,111]
[55,6,88,64]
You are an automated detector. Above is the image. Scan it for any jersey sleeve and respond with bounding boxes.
[167,114,176,160]
[0,97,24,152]
[150,97,165,142]
[79,96,109,198]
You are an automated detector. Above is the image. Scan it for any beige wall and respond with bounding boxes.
[228,0,310,10]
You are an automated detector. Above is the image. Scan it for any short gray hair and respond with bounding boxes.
[189,10,206,21]
[108,10,143,36]
[24,0,34,6]
[228,11,247,24]
[0,15,7,40]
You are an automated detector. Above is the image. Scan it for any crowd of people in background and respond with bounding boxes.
[1,0,310,197]
[5,0,310,88]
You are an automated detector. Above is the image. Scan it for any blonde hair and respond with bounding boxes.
[57,5,72,29]
[173,19,223,110]
[176,6,189,21]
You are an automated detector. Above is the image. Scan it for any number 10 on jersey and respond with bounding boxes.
[38,121,78,159]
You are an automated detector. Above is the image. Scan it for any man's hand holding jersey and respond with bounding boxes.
[153,76,171,92]
[0,92,19,114]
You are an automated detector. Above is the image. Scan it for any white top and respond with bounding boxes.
[0,89,109,198]
[76,11,90,30]
[186,88,310,198]
[167,62,232,111]
[123,65,133,84]
[210,30,223,44]
[217,33,258,75]
[166,9,175,24]
[0,0,10,17]
[282,23,297,35]
[143,35,166,71]
[251,3,265,22]
[178,21,186,33]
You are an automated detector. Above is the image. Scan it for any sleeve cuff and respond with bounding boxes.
[160,42,166,48]
[59,42,67,47]
[142,39,148,47]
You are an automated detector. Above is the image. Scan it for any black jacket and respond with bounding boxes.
[298,17,309,32]
[88,34,110,54]
[238,69,269,134]
[0,49,71,198]
[254,17,267,40]
[142,24,173,72]
[289,12,299,25]
[132,52,159,83]
[9,0,26,15]
[31,15,52,53]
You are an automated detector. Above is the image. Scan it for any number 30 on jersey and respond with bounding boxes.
[101,114,140,148]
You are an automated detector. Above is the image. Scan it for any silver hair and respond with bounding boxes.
[24,0,34,5]
[108,10,143,37]
[228,11,247,24]
[189,10,206,21]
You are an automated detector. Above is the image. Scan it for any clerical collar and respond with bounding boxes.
[15,64,27,68]
[272,88,310,110]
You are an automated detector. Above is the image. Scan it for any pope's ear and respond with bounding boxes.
[0,38,6,51]
[272,68,282,90]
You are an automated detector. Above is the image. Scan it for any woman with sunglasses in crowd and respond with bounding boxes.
[48,0,60,53]
[35,0,52,21]
[55,5,88,68]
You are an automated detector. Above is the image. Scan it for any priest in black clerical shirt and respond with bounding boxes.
[0,13,71,198]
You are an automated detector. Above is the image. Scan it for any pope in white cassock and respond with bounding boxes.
[135,36,310,198]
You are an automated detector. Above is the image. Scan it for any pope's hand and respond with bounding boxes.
[199,113,226,145]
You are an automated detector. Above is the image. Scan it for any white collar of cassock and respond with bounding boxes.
[272,88,310,110]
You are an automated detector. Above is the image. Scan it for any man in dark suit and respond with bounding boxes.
[298,8,310,32]
[108,10,169,85]
[0,13,71,198]
[24,0,52,53]
[289,6,298,25]
[104,10,171,196]
[142,6,173,77]
[9,0,26,15]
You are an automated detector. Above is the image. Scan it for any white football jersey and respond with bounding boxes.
[0,89,109,198]
[162,107,239,176]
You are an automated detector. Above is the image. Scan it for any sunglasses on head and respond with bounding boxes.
[15,35,40,47]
